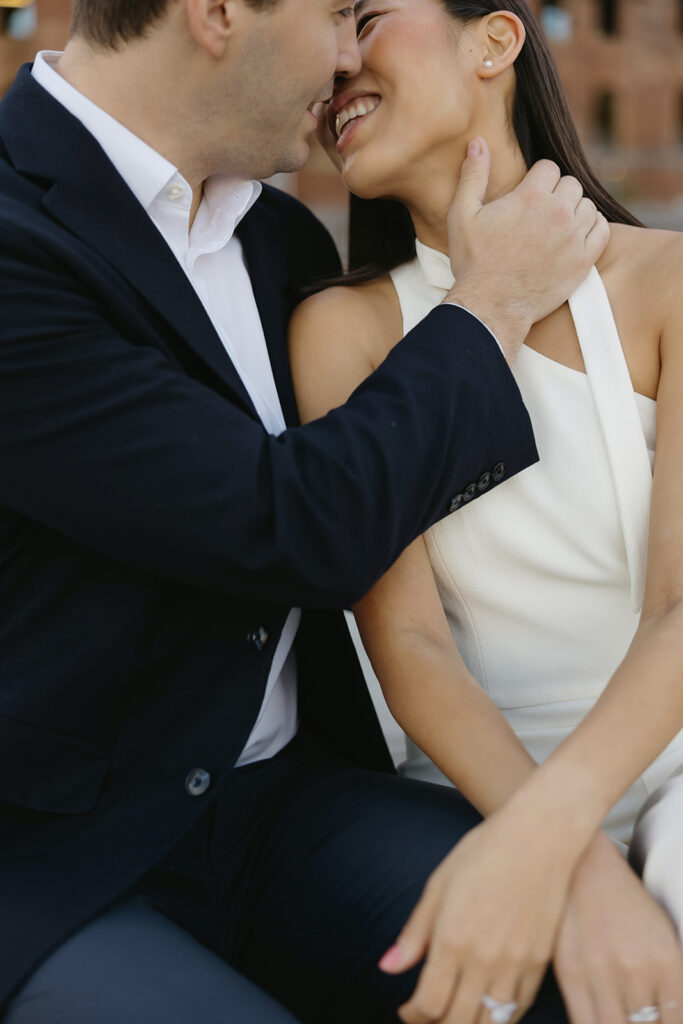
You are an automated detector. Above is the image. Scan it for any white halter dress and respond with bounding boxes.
[391,242,683,846]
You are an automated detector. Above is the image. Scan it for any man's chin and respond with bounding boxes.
[272,137,311,176]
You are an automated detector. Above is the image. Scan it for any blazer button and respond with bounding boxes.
[477,472,492,492]
[247,626,269,651]
[185,768,211,797]
[463,483,477,503]
[449,494,464,514]
[492,462,506,482]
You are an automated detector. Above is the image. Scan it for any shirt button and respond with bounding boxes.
[463,483,478,503]
[247,626,269,652]
[185,768,211,797]
[492,462,506,482]
[448,494,464,514]
[477,472,492,492]
[167,184,185,201]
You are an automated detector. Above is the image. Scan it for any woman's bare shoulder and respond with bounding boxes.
[601,223,683,305]
[287,276,404,422]
[289,276,403,369]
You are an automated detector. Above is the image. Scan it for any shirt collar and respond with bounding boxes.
[31,50,262,231]
[32,51,178,211]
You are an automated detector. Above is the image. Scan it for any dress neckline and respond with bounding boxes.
[412,239,655,407]
[408,238,655,612]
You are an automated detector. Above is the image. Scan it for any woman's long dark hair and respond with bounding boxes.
[336,0,642,285]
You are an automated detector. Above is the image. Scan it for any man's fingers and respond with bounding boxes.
[585,213,611,260]
[553,174,584,211]
[451,137,492,219]
[516,158,562,195]
[576,196,598,229]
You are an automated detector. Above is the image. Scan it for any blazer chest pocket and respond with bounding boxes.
[0,714,109,814]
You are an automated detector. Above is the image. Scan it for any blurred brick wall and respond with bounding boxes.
[0,0,70,95]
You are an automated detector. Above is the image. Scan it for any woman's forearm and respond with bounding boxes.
[507,601,683,857]
[366,624,631,889]
[368,629,538,816]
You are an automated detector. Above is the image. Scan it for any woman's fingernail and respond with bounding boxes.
[468,138,482,158]
[378,943,404,971]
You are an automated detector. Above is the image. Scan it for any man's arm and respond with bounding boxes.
[0,145,607,611]
[0,224,533,608]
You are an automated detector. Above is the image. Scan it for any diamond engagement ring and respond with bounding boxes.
[480,994,519,1024]
[627,1007,661,1023]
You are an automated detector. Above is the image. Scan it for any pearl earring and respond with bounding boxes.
[483,59,494,69]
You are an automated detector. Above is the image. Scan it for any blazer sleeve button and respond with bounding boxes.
[185,768,211,797]
[463,483,477,503]
[247,626,269,651]
[492,462,506,482]
[449,494,464,514]
[477,472,492,492]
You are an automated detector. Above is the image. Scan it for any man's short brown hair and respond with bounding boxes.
[70,0,173,49]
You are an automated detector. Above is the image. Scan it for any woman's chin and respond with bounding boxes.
[341,156,398,202]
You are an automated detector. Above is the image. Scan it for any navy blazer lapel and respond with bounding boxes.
[238,200,300,428]
[1,68,258,417]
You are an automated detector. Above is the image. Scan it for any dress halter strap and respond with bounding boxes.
[406,247,652,612]
[568,267,652,612]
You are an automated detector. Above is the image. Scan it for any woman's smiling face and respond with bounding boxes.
[327,0,484,199]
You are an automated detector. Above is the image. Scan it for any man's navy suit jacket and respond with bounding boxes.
[0,66,538,1005]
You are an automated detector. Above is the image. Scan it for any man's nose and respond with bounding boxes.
[335,18,362,79]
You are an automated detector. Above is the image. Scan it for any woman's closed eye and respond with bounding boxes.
[356,11,381,36]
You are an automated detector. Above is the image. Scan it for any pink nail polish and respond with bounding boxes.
[378,944,402,971]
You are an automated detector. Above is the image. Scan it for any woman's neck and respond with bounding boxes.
[400,137,528,257]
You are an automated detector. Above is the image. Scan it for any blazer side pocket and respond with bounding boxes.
[0,713,109,814]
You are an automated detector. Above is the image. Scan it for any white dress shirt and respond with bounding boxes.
[32,51,299,766]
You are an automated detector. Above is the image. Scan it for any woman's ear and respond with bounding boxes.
[478,11,526,79]
[185,0,232,58]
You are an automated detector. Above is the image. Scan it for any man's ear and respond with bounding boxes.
[185,0,233,58]
[477,11,525,79]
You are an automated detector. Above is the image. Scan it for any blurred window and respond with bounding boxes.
[541,1,573,41]
[601,0,618,35]
[0,2,37,39]
[595,92,616,144]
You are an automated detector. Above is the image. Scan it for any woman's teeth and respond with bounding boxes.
[335,97,380,139]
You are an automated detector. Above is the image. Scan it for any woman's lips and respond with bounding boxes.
[335,97,382,153]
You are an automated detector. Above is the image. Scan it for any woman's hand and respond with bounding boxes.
[379,807,575,1024]
[555,834,683,1024]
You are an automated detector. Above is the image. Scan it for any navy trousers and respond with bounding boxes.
[5,735,569,1023]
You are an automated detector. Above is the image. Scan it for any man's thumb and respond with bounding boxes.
[453,137,491,216]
